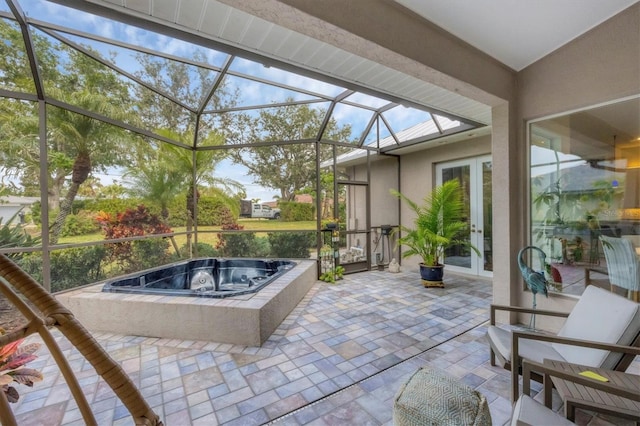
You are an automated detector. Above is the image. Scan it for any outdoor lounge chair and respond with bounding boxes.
[512,357,640,425]
[601,235,640,302]
[487,285,640,402]
[0,254,163,425]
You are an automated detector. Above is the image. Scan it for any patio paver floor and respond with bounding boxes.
[9,269,639,425]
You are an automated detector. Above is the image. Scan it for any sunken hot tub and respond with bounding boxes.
[101,258,296,298]
[56,259,317,346]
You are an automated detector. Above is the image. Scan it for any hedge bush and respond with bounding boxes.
[278,201,315,221]
[19,246,107,293]
[197,198,235,226]
[216,211,270,257]
[180,242,219,258]
[268,232,314,258]
[97,205,172,274]
[60,210,101,237]
[83,198,145,217]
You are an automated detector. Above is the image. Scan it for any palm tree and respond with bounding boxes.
[47,90,128,244]
[391,180,480,284]
[124,143,186,220]
[132,129,244,255]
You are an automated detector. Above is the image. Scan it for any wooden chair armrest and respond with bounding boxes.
[509,329,640,403]
[490,304,570,325]
[522,359,640,405]
[512,330,640,355]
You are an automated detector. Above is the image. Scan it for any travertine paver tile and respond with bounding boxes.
[189,399,214,420]
[265,393,308,419]
[318,400,380,425]
[163,408,191,425]
[26,271,627,425]
[354,392,394,423]
[275,377,314,399]
[237,389,280,415]
[163,395,188,415]
[221,367,249,391]
[186,389,210,407]
[215,404,241,424]
[210,386,254,411]
[183,365,224,394]
[246,365,289,394]
[225,408,269,426]
[330,340,368,361]
[206,382,230,400]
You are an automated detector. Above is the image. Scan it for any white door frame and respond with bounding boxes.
[436,155,493,278]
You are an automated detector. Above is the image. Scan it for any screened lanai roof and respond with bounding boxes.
[0,0,487,151]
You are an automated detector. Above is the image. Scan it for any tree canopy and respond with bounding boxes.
[225,102,352,201]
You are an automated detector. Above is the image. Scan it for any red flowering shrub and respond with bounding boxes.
[96,205,172,273]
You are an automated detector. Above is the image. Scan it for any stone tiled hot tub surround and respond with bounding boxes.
[101,258,298,298]
[55,260,317,346]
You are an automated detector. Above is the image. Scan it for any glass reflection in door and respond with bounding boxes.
[437,156,492,277]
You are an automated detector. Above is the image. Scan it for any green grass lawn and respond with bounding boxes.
[59,219,317,247]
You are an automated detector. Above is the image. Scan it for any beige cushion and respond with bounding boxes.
[393,366,492,426]
[487,326,564,365]
[510,395,574,426]
[554,285,640,368]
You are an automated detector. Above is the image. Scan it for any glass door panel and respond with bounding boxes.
[437,155,492,277]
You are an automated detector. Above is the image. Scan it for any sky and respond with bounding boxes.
[6,0,462,203]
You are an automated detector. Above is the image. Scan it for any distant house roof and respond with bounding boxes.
[0,196,39,206]
[294,194,313,204]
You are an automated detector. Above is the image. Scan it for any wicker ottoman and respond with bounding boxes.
[393,366,492,426]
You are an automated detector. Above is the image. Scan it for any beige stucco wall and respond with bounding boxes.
[394,136,492,271]
[348,137,492,268]
[368,157,400,228]
[519,4,640,121]
[510,3,640,326]
[348,156,401,263]
[515,3,640,328]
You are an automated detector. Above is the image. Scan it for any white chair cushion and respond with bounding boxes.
[554,285,640,369]
[510,395,574,426]
[487,326,565,364]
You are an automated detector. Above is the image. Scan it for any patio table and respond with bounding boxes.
[543,359,640,423]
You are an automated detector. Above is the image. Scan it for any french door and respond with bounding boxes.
[436,156,493,277]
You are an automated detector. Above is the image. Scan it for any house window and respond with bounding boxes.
[529,96,640,296]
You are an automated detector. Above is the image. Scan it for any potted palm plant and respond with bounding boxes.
[391,179,480,287]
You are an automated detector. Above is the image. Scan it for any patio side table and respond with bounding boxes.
[544,359,640,423]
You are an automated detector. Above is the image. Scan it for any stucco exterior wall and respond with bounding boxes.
[515,3,640,328]
[395,136,492,271]
[368,157,400,229]
[519,3,640,121]
[349,157,401,264]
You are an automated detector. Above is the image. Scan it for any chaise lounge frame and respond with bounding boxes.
[0,253,163,426]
